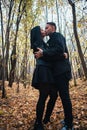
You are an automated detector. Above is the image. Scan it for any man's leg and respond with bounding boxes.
[56,74,73,129]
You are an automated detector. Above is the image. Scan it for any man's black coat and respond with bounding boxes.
[43,32,72,79]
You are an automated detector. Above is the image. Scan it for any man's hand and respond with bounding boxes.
[63,52,68,59]
[34,48,43,59]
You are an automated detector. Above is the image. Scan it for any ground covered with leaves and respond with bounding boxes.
[0,79,87,130]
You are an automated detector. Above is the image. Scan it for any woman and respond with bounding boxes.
[31,26,54,89]
[30,26,58,130]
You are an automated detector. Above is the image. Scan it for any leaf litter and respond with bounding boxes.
[0,79,87,130]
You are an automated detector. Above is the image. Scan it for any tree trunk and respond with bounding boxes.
[45,0,48,22]
[0,0,6,98]
[55,0,61,32]
[8,46,16,87]
[68,0,87,79]
[8,0,26,87]
[4,0,14,80]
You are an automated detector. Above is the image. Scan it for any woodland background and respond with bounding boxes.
[0,0,87,130]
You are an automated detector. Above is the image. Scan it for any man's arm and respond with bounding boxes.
[35,34,68,61]
[35,48,67,61]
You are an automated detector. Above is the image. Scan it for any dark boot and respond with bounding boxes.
[34,121,44,130]
[61,125,74,130]
[43,117,50,124]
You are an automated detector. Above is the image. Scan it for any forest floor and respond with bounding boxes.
[0,79,87,130]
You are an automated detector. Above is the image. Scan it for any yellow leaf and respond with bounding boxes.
[0,109,4,115]
[78,23,81,28]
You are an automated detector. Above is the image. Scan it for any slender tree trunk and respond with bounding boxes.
[71,58,77,86]
[9,0,26,87]
[0,0,6,98]
[5,0,14,80]
[45,0,48,22]
[55,0,61,32]
[68,0,87,79]
[9,46,16,87]
[51,6,53,21]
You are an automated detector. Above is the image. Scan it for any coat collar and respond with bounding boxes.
[49,32,56,38]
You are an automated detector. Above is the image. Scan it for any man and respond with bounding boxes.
[35,22,74,130]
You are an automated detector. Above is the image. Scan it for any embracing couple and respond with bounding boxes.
[30,22,74,130]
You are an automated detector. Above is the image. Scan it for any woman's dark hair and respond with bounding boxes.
[30,26,43,51]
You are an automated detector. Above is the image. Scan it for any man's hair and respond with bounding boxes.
[47,22,56,30]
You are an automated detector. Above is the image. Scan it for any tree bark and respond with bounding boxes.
[55,0,61,32]
[68,0,87,79]
[4,0,14,80]
[0,0,6,98]
[9,0,26,87]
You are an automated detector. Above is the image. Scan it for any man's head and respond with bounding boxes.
[45,22,56,36]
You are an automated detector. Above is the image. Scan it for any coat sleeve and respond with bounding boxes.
[42,35,66,61]
[43,55,65,61]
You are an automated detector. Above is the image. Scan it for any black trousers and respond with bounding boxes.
[35,72,73,127]
[36,83,58,123]
[55,73,73,128]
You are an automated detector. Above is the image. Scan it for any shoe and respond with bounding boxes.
[43,118,50,124]
[61,125,74,130]
[33,122,44,130]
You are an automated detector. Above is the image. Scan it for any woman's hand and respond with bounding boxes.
[63,52,68,59]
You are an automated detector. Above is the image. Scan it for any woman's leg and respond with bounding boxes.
[43,86,58,124]
[36,84,49,123]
